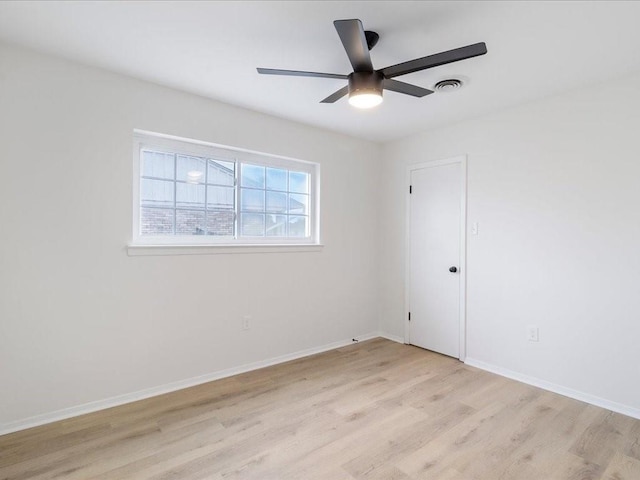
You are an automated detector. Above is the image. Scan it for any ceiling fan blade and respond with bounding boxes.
[381,42,487,79]
[257,68,348,80]
[383,79,433,98]
[320,85,349,103]
[333,19,374,72]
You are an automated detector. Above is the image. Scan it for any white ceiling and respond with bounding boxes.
[2,1,640,143]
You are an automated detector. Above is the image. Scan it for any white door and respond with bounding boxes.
[409,159,464,358]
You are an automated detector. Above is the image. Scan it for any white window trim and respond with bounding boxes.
[130,130,321,252]
[126,243,324,256]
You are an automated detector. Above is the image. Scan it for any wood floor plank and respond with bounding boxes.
[623,419,640,461]
[570,409,636,466]
[493,399,601,479]
[542,452,604,480]
[600,452,640,480]
[395,386,546,477]
[1,338,639,480]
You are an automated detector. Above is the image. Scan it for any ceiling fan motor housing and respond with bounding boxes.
[348,71,384,97]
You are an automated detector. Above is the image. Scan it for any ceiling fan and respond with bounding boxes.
[257,19,487,109]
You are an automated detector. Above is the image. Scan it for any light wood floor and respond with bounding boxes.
[1,338,639,480]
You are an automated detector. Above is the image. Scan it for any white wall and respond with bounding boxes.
[380,70,640,415]
[0,43,381,429]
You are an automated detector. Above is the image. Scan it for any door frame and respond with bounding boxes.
[404,155,468,361]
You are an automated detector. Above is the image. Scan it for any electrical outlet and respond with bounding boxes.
[527,325,539,342]
[242,315,251,331]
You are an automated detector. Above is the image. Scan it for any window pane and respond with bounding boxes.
[266,215,287,237]
[207,186,234,210]
[176,210,206,235]
[177,155,206,184]
[208,159,235,186]
[141,178,174,207]
[241,188,264,212]
[289,193,308,215]
[206,210,235,236]
[241,213,264,236]
[135,133,317,243]
[288,215,307,237]
[176,183,205,209]
[289,171,309,194]
[142,151,174,179]
[241,164,265,188]
[140,207,174,235]
[266,191,287,213]
[266,167,287,191]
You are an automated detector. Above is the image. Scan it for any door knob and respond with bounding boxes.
[449,266,458,273]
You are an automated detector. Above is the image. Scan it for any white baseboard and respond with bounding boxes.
[464,357,640,420]
[376,332,405,344]
[1,332,385,436]
[352,332,381,342]
[352,331,404,344]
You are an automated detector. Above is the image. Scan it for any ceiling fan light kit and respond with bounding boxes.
[348,71,384,108]
[257,19,486,109]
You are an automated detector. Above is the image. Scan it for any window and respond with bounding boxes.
[133,131,319,246]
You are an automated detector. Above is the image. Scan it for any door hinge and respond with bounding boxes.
[409,185,412,194]
[408,312,411,321]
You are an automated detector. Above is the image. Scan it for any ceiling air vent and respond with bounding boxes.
[434,79,463,92]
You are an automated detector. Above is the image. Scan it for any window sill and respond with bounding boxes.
[127,243,324,256]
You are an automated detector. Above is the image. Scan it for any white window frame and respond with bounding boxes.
[131,130,320,250]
